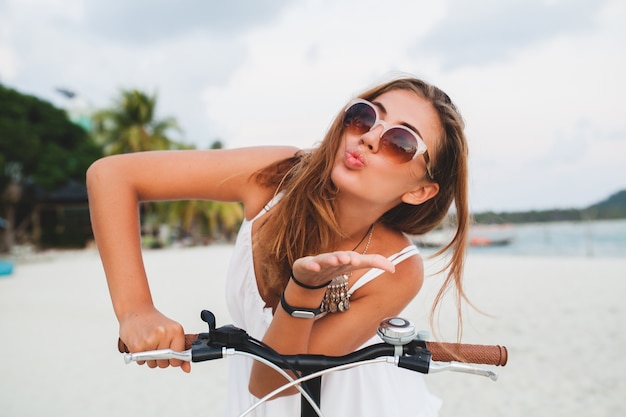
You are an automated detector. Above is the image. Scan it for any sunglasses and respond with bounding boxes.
[343,98,433,179]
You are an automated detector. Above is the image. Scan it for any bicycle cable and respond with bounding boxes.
[239,357,391,417]
[235,351,324,417]
[246,334,316,399]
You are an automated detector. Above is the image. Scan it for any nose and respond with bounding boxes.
[360,120,387,153]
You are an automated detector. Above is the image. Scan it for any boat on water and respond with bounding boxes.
[412,224,515,248]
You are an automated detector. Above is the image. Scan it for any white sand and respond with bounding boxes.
[0,245,624,417]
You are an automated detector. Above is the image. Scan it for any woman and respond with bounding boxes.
[87,76,470,416]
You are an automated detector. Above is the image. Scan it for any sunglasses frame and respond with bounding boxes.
[343,98,433,179]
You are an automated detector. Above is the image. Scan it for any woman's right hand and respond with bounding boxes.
[87,148,298,375]
[292,251,395,288]
[118,307,191,373]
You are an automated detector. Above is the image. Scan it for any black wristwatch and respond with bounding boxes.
[280,293,321,319]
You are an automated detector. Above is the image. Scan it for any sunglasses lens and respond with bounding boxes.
[380,128,418,163]
[344,100,423,165]
[344,102,376,135]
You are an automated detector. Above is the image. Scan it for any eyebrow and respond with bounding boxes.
[372,100,424,139]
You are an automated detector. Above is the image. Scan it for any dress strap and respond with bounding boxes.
[251,192,283,221]
[348,245,420,295]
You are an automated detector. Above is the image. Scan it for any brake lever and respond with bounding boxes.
[123,348,192,364]
[428,361,498,381]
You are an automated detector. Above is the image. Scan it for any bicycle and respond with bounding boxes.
[119,310,508,417]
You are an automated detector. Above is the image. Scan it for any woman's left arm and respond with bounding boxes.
[248,250,423,397]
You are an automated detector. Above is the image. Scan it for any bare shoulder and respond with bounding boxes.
[382,229,423,287]
[352,227,423,310]
[224,146,301,218]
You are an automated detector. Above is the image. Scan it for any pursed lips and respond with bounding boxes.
[344,148,366,169]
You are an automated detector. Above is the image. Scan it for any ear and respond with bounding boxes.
[401,182,439,206]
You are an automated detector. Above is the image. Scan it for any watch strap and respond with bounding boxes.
[280,293,321,319]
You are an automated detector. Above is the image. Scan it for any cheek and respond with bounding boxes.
[406,160,426,184]
[376,158,423,190]
[331,164,409,205]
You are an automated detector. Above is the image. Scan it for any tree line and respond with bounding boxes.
[0,84,243,252]
[2,83,624,252]
[473,189,626,224]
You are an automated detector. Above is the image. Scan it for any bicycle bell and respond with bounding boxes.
[377,317,416,346]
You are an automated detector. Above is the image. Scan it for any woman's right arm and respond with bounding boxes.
[86,147,298,371]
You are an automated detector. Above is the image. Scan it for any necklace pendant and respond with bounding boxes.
[321,274,350,314]
[319,223,374,315]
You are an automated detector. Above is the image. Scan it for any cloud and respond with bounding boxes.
[410,0,609,70]
[2,0,624,211]
[81,0,294,43]
[0,0,281,146]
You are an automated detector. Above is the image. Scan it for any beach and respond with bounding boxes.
[0,245,624,417]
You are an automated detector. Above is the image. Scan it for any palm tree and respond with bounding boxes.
[155,199,244,245]
[91,94,243,245]
[91,89,184,245]
[91,89,183,154]
[151,140,244,245]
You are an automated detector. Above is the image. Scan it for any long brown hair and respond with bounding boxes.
[253,77,470,336]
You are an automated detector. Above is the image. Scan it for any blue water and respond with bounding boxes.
[423,219,626,259]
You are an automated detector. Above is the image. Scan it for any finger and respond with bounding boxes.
[299,256,322,272]
[333,253,395,275]
[155,331,173,369]
[333,251,355,265]
[121,338,153,368]
[125,338,158,368]
[312,251,355,268]
[305,252,365,275]
[168,334,186,370]
[361,253,395,272]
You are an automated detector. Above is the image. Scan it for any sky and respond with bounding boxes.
[1,0,625,212]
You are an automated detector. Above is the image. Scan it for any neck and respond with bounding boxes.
[354,223,374,253]
[335,201,380,251]
[335,198,387,238]
[335,222,374,252]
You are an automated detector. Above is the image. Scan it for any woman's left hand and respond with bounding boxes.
[291,251,395,288]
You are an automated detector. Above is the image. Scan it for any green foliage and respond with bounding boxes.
[0,84,245,249]
[584,190,626,219]
[91,89,184,154]
[152,199,244,244]
[473,189,626,224]
[0,84,103,191]
[91,89,243,245]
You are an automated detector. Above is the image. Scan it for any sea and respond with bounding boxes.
[418,218,626,259]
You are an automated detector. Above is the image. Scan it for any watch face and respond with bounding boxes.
[292,310,316,319]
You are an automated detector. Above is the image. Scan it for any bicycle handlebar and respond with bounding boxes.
[116,311,507,417]
[117,316,508,367]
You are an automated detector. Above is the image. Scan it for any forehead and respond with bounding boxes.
[373,89,442,150]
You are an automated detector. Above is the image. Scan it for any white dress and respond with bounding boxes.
[224,200,442,417]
